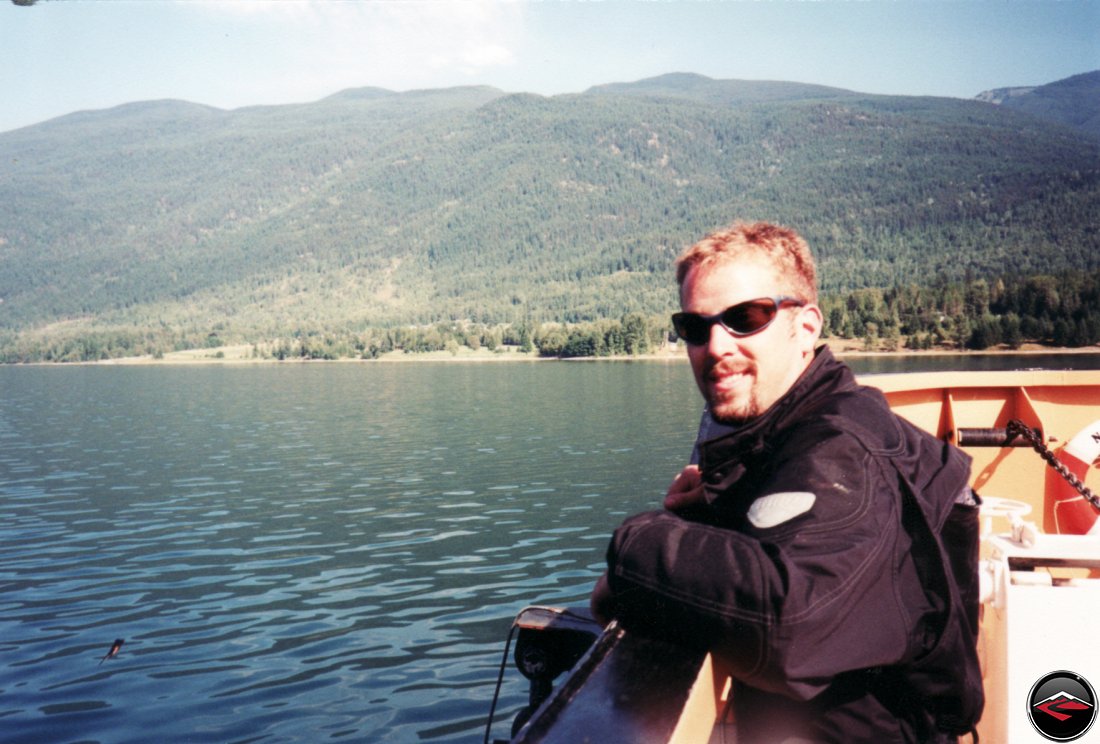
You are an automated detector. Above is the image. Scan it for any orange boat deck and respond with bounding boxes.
[506,370,1100,744]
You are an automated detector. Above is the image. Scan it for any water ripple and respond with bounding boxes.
[0,363,701,743]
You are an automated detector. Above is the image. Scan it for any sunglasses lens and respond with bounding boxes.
[672,314,707,345]
[673,299,788,344]
[723,300,778,334]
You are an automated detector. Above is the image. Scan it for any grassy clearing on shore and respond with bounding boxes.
[85,338,1100,366]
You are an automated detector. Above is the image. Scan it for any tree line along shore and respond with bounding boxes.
[5,268,1099,364]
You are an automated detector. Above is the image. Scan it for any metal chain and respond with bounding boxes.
[1006,419,1100,513]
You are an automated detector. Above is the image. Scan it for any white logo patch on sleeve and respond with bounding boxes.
[747,491,816,529]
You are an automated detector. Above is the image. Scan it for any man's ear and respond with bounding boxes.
[797,304,824,353]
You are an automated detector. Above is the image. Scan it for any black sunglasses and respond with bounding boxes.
[671,296,806,346]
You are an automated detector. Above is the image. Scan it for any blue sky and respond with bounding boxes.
[1,0,1097,134]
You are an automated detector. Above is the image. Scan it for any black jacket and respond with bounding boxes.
[603,348,983,742]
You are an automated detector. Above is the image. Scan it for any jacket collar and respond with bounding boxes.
[699,345,856,467]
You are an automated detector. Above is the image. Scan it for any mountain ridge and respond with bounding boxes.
[1,71,1098,359]
[585,72,862,104]
[975,70,1100,138]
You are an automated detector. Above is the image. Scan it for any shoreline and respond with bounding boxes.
[12,340,1100,366]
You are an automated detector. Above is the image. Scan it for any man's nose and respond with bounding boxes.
[705,322,741,355]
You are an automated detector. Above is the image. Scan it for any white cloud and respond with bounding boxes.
[355,1,523,85]
[199,0,523,97]
[461,43,514,70]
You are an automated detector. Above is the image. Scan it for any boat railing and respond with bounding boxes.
[505,618,728,744]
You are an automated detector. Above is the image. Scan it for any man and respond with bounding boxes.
[591,222,983,743]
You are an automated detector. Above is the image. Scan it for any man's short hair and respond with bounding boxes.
[675,221,818,305]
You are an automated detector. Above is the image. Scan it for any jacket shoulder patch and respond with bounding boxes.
[747,491,816,529]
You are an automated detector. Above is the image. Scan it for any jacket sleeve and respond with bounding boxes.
[603,428,931,701]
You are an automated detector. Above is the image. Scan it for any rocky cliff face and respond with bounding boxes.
[976,71,1100,138]
[974,86,1036,105]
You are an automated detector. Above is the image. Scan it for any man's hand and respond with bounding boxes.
[590,571,614,626]
[664,464,705,512]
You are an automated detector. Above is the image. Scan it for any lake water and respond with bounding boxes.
[2,353,1098,743]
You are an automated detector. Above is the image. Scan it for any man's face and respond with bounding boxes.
[681,257,821,425]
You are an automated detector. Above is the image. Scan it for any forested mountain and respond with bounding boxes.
[976,71,1100,139]
[1,73,1098,361]
[586,73,863,104]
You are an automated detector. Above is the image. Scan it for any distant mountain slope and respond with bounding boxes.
[1,74,1098,354]
[977,70,1100,138]
[586,72,861,104]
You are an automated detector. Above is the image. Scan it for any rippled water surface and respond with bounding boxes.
[0,362,703,744]
[3,355,1096,743]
